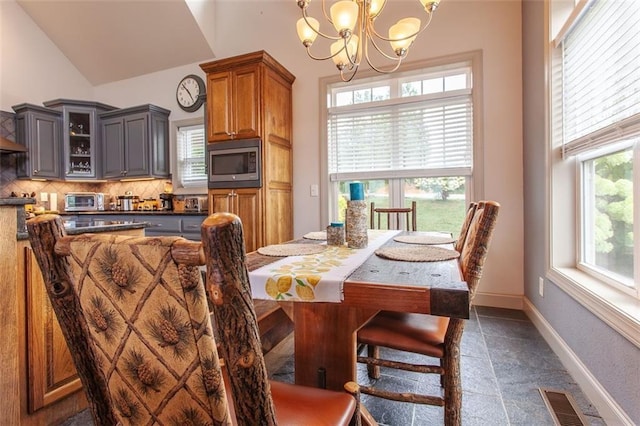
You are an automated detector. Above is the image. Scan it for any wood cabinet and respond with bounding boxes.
[43,99,117,180]
[100,104,170,180]
[206,65,259,142]
[210,188,261,252]
[201,51,295,251]
[12,104,62,180]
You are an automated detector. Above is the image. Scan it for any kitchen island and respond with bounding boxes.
[1,199,147,425]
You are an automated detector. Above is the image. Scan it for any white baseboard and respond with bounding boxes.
[474,292,524,310]
[523,298,633,426]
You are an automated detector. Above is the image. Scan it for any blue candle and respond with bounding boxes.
[349,182,364,201]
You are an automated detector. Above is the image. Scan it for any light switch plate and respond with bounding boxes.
[310,184,319,197]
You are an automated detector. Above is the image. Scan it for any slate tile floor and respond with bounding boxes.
[61,307,605,426]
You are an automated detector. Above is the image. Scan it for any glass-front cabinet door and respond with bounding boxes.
[43,99,117,180]
[66,109,94,178]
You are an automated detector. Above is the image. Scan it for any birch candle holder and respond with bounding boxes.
[345,200,368,249]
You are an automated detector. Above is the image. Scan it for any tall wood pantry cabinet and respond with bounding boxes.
[200,51,295,253]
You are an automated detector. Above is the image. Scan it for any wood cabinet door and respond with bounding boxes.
[24,246,81,412]
[206,72,233,142]
[209,189,234,213]
[235,188,261,253]
[209,189,261,252]
[206,67,259,142]
[232,66,259,141]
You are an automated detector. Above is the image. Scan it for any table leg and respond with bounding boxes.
[293,303,377,391]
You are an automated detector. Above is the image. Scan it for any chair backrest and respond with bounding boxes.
[201,212,278,424]
[454,202,478,252]
[458,200,500,299]
[27,214,234,425]
[370,201,417,231]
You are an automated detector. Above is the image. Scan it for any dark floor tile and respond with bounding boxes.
[461,328,489,359]
[460,355,500,396]
[361,391,415,426]
[460,391,509,425]
[476,306,529,321]
[58,410,93,426]
[504,398,556,425]
[485,334,565,371]
[479,315,546,341]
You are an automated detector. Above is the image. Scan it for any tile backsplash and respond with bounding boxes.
[0,110,202,211]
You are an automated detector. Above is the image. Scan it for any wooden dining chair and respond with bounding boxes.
[454,201,479,252]
[370,201,417,231]
[356,201,500,426]
[27,214,360,426]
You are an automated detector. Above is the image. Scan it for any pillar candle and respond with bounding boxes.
[349,182,364,201]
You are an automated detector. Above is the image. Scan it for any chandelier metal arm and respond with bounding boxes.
[363,35,405,75]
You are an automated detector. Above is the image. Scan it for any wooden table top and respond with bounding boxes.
[246,232,470,319]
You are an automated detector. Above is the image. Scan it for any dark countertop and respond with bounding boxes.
[0,197,36,206]
[18,219,148,241]
[61,210,208,216]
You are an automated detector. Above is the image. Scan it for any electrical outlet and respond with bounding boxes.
[539,277,544,297]
[310,184,319,197]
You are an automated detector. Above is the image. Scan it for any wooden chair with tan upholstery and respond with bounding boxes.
[27,214,360,426]
[370,201,417,231]
[454,202,479,253]
[356,201,499,426]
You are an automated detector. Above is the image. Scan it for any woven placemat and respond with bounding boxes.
[394,235,455,245]
[257,243,327,257]
[303,231,327,241]
[375,246,460,262]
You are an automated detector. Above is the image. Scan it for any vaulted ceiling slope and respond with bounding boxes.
[17,0,215,85]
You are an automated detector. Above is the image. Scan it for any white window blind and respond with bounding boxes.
[328,93,473,177]
[176,124,206,187]
[561,0,640,158]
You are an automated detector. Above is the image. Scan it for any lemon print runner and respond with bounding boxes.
[249,230,400,302]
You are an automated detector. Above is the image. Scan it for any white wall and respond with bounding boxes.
[0,0,524,302]
[0,1,93,109]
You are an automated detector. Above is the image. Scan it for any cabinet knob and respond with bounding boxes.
[33,169,39,174]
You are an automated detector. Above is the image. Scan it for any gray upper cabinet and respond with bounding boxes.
[43,99,117,180]
[12,104,62,180]
[100,105,170,180]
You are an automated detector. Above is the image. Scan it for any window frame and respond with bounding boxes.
[319,51,484,226]
[170,118,207,195]
[547,0,640,348]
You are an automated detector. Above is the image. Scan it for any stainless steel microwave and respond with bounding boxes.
[207,138,262,189]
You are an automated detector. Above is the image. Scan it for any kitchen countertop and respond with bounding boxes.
[17,218,148,241]
[61,210,209,216]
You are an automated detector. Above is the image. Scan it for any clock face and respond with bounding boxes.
[176,75,205,112]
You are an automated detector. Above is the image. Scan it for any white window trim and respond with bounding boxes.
[170,117,207,195]
[319,50,484,226]
[546,0,640,348]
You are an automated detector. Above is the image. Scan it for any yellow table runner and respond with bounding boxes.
[249,230,400,302]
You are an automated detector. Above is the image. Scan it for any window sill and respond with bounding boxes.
[549,267,640,349]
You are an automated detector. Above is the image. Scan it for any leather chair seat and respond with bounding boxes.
[358,311,449,358]
[271,381,357,426]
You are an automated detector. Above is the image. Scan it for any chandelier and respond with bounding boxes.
[295,0,441,82]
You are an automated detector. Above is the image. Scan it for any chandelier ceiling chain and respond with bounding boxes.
[296,0,440,82]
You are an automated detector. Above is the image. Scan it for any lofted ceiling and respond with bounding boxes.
[17,0,215,85]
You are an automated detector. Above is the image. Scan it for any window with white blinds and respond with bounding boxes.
[327,66,473,180]
[176,124,206,187]
[561,0,640,158]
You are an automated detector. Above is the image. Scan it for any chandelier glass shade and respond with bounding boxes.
[295,0,440,81]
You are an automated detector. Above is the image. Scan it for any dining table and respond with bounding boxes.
[245,230,470,397]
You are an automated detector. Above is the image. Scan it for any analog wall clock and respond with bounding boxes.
[176,74,205,112]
